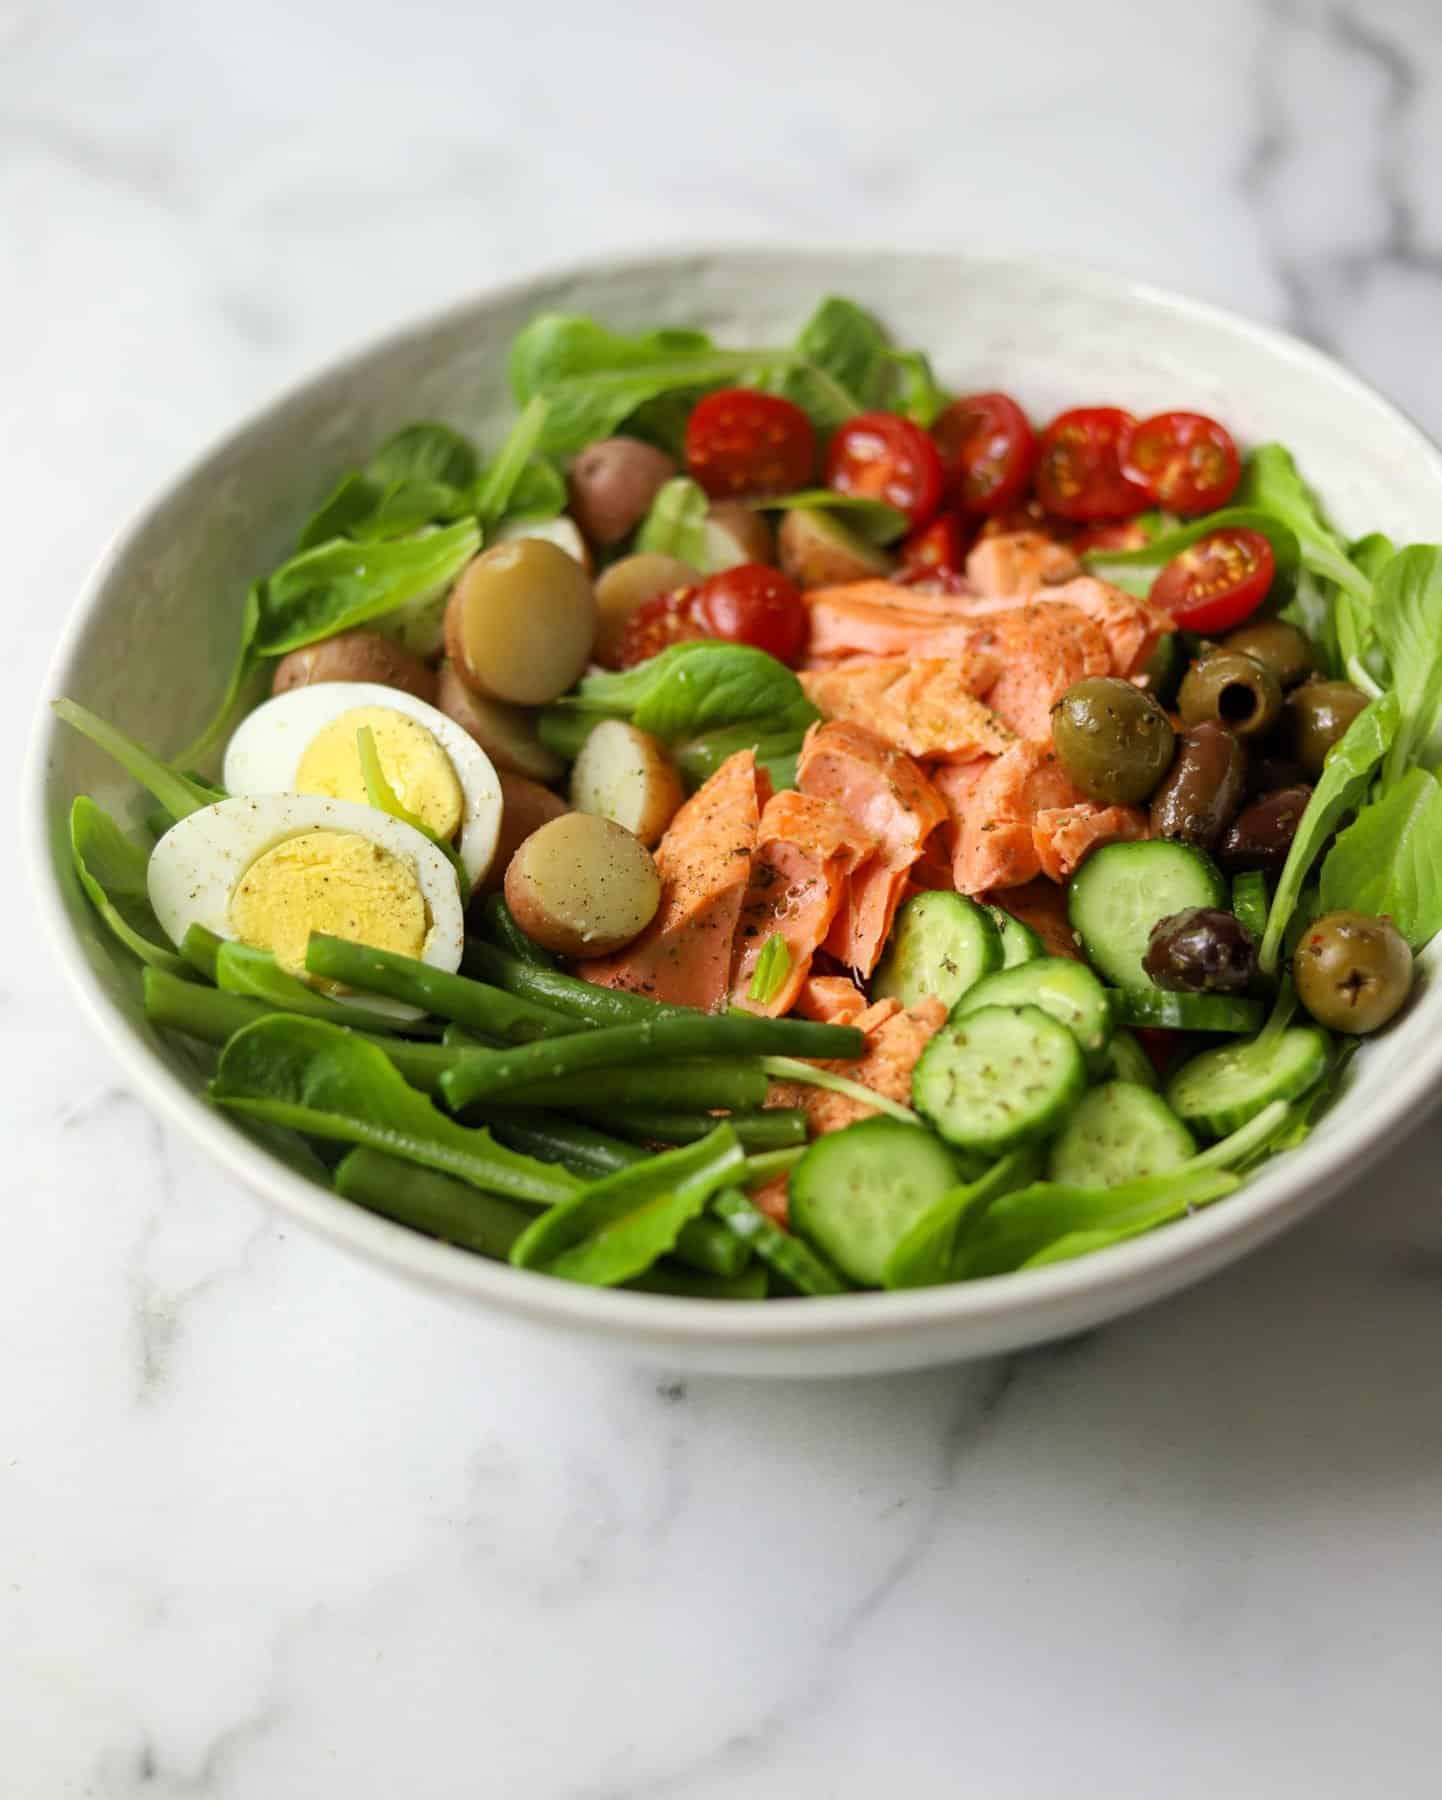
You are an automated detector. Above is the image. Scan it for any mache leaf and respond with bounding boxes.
[635,476,710,565]
[1320,765,1442,951]
[753,489,909,544]
[54,699,223,821]
[1370,544,1442,779]
[471,396,551,533]
[69,797,186,972]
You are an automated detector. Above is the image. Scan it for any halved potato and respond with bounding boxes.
[270,629,438,703]
[570,719,684,847]
[504,812,661,958]
[593,553,699,668]
[567,437,677,547]
[778,507,894,588]
[444,540,596,705]
[435,660,564,783]
[479,771,571,894]
[704,501,774,570]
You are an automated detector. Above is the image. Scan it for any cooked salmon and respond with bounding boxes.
[803,586,999,665]
[933,742,1146,893]
[577,748,768,1010]
[983,878,1081,960]
[965,603,1112,739]
[800,657,1014,761]
[797,720,949,976]
[965,531,1081,596]
[766,995,947,1141]
[957,574,1172,680]
[730,790,874,1015]
[793,974,869,1025]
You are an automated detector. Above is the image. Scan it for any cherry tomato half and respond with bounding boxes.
[1121,411,1241,515]
[824,412,945,527]
[932,392,1037,516]
[1149,527,1275,634]
[1034,407,1152,522]
[685,389,815,499]
[1069,517,1154,554]
[692,563,808,666]
[898,512,971,581]
[615,589,704,668]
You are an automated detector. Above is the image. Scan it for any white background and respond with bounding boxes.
[6,2,1442,1794]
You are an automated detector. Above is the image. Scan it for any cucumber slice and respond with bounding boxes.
[1068,840,1226,989]
[1231,870,1269,942]
[872,892,1002,1010]
[789,1118,962,1287]
[1165,1026,1330,1139]
[957,956,1114,1068]
[986,905,1044,968]
[1103,1027,1159,1089]
[1111,989,1265,1034]
[912,1004,1087,1155]
[1046,1081,1196,1187]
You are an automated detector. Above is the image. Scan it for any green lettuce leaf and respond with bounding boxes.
[1320,765,1442,951]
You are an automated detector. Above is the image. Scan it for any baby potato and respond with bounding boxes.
[778,507,894,588]
[504,812,661,958]
[570,719,684,847]
[703,500,775,570]
[568,437,677,547]
[435,660,564,784]
[270,628,438,703]
[493,514,593,572]
[479,771,571,894]
[444,540,596,706]
[593,553,699,668]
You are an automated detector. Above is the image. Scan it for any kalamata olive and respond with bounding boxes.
[1143,906,1258,994]
[1177,649,1284,739]
[1221,618,1315,689]
[1281,679,1368,778]
[1217,783,1313,874]
[1051,677,1176,805]
[1244,753,1306,800]
[1149,721,1246,848]
[1138,632,1183,707]
[1294,910,1413,1034]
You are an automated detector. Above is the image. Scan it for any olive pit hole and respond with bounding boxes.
[1218,680,1259,725]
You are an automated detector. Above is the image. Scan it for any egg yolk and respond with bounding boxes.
[229,830,429,975]
[296,706,463,842]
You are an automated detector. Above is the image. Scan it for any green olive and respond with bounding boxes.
[1281,679,1368,778]
[1221,618,1315,689]
[1293,910,1413,1034]
[1177,649,1283,739]
[1051,677,1176,805]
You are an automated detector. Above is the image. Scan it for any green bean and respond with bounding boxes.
[440,1014,865,1112]
[481,1113,746,1276]
[589,1107,807,1150]
[334,1148,531,1259]
[180,923,223,981]
[711,1189,850,1296]
[216,941,424,1037]
[462,939,691,1026]
[627,1262,767,1300]
[498,1062,768,1114]
[478,894,560,969]
[142,967,464,1095]
[306,934,578,1043]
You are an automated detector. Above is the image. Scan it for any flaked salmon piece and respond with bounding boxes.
[933,743,1085,893]
[797,721,949,977]
[751,1173,793,1228]
[984,878,1082,961]
[965,531,1081,597]
[730,791,875,1016]
[968,604,1111,740]
[907,828,957,895]
[956,575,1173,680]
[804,589,999,665]
[766,996,947,1141]
[1033,802,1148,883]
[800,656,1012,761]
[577,748,769,1010]
[793,974,869,1026]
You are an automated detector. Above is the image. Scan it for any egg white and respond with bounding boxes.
[222,681,503,889]
[147,793,466,1021]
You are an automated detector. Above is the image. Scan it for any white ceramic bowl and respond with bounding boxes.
[26,249,1442,1376]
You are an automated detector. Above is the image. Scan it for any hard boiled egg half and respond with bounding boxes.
[222,681,503,891]
[148,794,466,1018]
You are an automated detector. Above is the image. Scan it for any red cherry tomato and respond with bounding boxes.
[615,589,703,669]
[1034,407,1152,522]
[1069,517,1153,554]
[824,412,945,527]
[897,512,971,581]
[684,390,815,499]
[692,563,807,666]
[1149,527,1276,634]
[932,392,1037,516]
[1121,411,1241,515]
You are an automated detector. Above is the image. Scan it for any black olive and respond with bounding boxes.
[1144,907,1258,994]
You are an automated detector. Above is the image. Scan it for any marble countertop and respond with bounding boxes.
[7,0,1442,1792]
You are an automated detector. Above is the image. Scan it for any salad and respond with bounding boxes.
[55,295,1442,1300]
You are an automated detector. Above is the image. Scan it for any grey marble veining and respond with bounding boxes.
[7,1,1442,1793]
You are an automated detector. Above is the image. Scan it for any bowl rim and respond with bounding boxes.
[25,243,1442,1354]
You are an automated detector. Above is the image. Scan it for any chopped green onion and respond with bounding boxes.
[747,934,792,1006]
